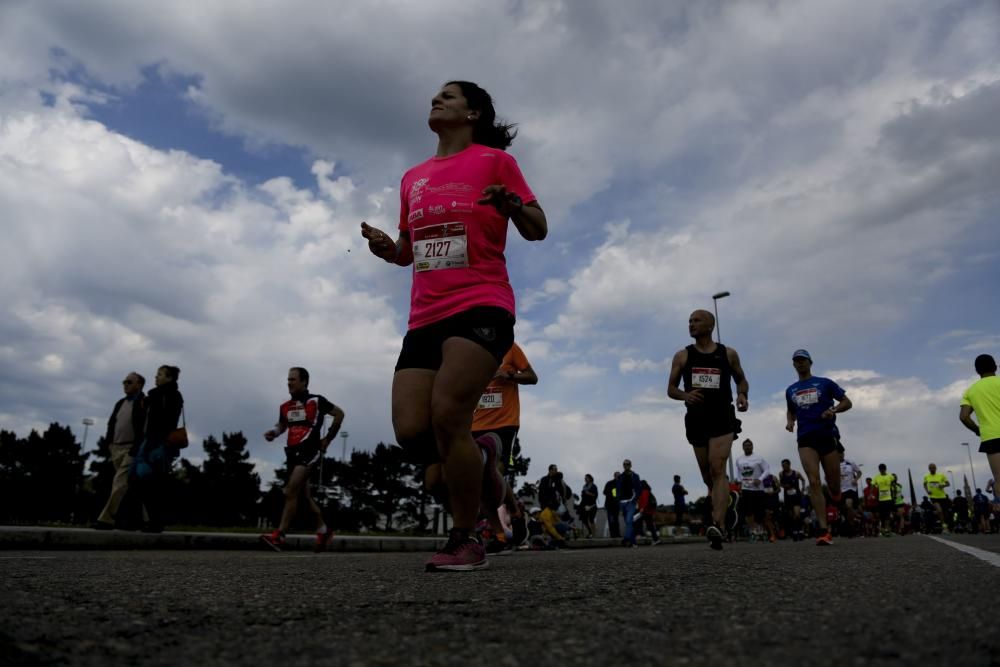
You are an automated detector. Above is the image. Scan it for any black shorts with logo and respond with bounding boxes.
[472,424,519,469]
[840,490,859,507]
[685,405,742,448]
[797,430,839,457]
[285,441,323,470]
[395,306,515,371]
[980,438,1000,455]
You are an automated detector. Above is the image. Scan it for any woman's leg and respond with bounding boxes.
[430,337,500,530]
[392,368,437,486]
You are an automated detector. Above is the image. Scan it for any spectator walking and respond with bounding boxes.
[672,475,688,528]
[637,480,661,545]
[131,365,183,533]
[579,474,599,538]
[94,372,147,530]
[603,472,621,538]
[617,459,642,547]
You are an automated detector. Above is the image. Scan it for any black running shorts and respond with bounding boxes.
[285,441,323,470]
[685,406,742,448]
[797,430,839,456]
[979,438,1000,455]
[395,306,515,371]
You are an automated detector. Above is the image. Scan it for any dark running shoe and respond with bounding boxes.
[816,531,833,547]
[259,531,285,552]
[707,525,724,551]
[426,530,488,572]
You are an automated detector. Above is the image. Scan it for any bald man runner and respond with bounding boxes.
[668,309,750,550]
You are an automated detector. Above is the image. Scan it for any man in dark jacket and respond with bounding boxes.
[132,365,184,533]
[94,372,146,530]
[536,465,569,546]
[603,471,621,538]
[617,460,642,547]
[537,464,566,512]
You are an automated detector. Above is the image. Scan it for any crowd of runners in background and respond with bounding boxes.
[503,458,1000,554]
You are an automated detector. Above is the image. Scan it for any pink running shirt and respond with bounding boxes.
[399,144,536,330]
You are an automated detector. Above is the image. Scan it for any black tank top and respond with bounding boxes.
[780,470,800,495]
[681,343,733,412]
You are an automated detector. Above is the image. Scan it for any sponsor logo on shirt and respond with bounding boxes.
[450,200,474,212]
[428,205,446,215]
[410,178,429,198]
[428,182,474,195]
[408,208,424,223]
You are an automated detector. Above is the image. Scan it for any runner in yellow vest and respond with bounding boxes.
[922,463,951,533]
[872,464,895,536]
[960,354,1000,507]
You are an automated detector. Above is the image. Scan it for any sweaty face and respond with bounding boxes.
[428,84,474,131]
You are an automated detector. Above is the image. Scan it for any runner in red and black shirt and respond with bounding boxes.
[260,367,345,552]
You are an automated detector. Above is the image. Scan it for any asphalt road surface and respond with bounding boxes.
[3,535,999,666]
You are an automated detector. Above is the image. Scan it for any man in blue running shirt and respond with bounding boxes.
[785,349,853,546]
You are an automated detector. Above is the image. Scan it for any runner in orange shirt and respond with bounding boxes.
[472,341,537,555]
[472,341,537,477]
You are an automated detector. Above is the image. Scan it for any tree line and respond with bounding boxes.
[0,422,532,532]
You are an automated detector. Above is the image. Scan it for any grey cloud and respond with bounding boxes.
[5,0,979,226]
[879,80,1000,165]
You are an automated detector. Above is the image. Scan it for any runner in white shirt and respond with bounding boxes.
[837,444,862,537]
[735,439,772,541]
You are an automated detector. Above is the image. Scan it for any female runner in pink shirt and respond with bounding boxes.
[361,81,546,571]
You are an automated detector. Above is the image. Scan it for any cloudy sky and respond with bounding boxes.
[2,0,998,498]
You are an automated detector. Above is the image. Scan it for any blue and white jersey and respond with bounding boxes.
[785,376,845,438]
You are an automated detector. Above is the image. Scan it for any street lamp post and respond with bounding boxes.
[81,418,96,451]
[340,431,350,463]
[960,442,977,490]
[712,291,733,481]
[712,291,730,344]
